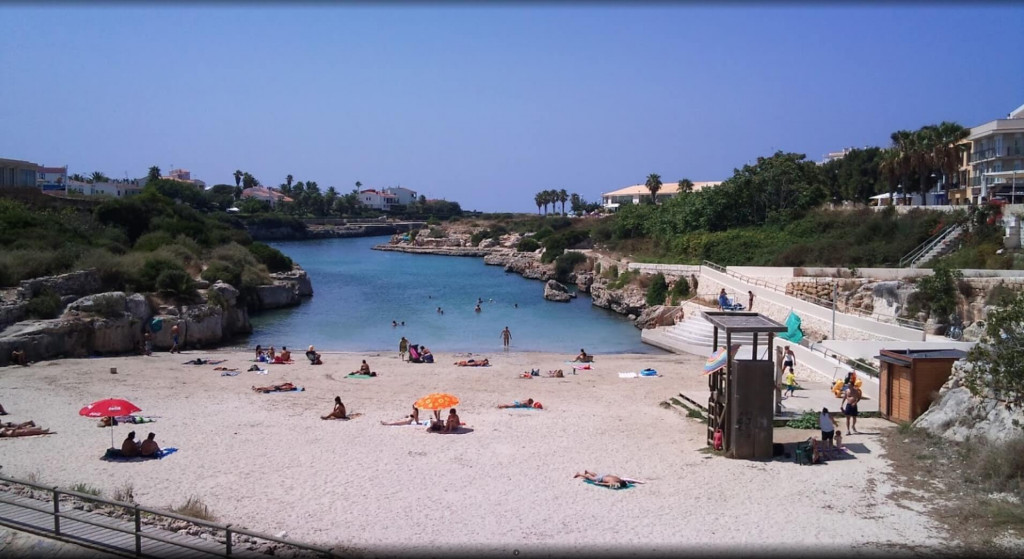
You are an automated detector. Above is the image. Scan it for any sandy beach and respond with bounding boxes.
[0,348,946,555]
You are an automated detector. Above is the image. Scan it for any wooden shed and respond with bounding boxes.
[875,349,967,423]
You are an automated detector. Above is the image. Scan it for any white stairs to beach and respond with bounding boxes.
[908,225,963,268]
[648,314,765,357]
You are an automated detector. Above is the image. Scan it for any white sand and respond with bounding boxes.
[0,350,947,555]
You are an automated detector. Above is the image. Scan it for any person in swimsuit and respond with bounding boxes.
[322,396,347,420]
[782,346,795,374]
[574,471,629,488]
[498,398,535,409]
[252,382,297,393]
[381,406,421,426]
[844,383,862,435]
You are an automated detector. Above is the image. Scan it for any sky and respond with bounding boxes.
[2,3,1023,213]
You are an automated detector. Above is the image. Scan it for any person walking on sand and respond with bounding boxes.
[169,324,181,354]
[399,336,409,361]
[782,346,796,374]
[501,327,511,349]
[844,382,862,435]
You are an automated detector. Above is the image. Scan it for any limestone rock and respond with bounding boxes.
[914,361,1024,443]
[17,269,101,299]
[590,282,646,316]
[635,305,684,329]
[543,280,573,302]
[126,293,152,323]
[67,292,127,317]
[270,266,313,297]
[256,284,299,309]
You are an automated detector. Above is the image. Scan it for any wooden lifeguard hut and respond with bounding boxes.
[875,348,967,423]
[702,312,787,460]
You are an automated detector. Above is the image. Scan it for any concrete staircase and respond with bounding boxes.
[643,314,769,358]
[905,225,963,269]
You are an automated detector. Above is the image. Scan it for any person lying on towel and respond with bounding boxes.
[497,398,542,409]
[0,421,53,437]
[574,471,629,488]
[381,405,421,426]
[455,358,489,367]
[252,382,297,393]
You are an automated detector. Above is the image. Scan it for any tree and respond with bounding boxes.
[325,186,339,216]
[148,166,161,182]
[233,170,243,188]
[534,192,543,214]
[645,173,662,204]
[355,181,362,191]
[69,173,86,182]
[570,193,583,214]
[286,174,294,189]
[91,171,109,183]
[962,291,1024,405]
[678,179,694,193]
[558,188,568,215]
[242,172,258,189]
[913,262,963,322]
[932,121,969,190]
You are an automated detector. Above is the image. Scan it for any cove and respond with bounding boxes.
[245,236,662,354]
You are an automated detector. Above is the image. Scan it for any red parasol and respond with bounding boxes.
[80,398,142,448]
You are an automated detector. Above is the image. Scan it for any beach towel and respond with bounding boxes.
[346,374,376,379]
[114,416,157,424]
[640,368,658,376]
[572,364,593,371]
[220,371,241,377]
[618,372,638,378]
[102,447,178,462]
[325,413,363,421]
[583,479,634,490]
[778,311,804,344]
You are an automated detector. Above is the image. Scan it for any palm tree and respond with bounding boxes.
[355,181,362,191]
[545,189,557,215]
[931,121,969,191]
[242,172,257,189]
[91,171,109,183]
[879,148,901,204]
[558,189,568,215]
[911,127,939,206]
[147,166,161,182]
[69,173,86,183]
[678,178,694,193]
[233,170,243,188]
[286,174,294,189]
[534,192,543,214]
[645,173,662,204]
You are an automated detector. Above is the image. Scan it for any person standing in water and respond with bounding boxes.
[501,326,512,349]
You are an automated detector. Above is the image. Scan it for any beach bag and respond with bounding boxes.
[713,429,723,451]
[422,353,434,363]
[409,345,421,362]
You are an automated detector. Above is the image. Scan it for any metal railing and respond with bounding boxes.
[804,340,880,380]
[898,224,960,269]
[0,474,337,558]
[701,260,926,331]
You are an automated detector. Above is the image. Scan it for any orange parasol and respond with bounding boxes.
[415,393,460,410]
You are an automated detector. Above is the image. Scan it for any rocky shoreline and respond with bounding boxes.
[247,222,424,241]
[0,266,314,367]
[373,237,676,329]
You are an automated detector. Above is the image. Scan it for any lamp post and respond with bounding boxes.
[832,282,837,340]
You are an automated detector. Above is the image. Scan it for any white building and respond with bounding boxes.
[601,180,723,210]
[241,186,293,207]
[163,168,206,189]
[36,165,67,192]
[383,186,418,206]
[67,180,142,198]
[819,147,855,165]
[965,102,1024,203]
[359,189,398,211]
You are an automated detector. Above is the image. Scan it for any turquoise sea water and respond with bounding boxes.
[246,236,661,354]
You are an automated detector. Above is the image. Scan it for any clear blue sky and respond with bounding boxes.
[2,4,1022,212]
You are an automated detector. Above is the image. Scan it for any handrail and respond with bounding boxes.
[898,225,951,268]
[804,340,880,379]
[701,260,926,331]
[0,473,337,557]
[899,224,961,269]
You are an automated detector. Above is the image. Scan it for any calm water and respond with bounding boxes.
[245,236,660,354]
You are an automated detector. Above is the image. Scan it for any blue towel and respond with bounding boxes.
[102,447,178,462]
[583,479,633,490]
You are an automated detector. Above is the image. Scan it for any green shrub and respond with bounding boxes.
[172,495,215,521]
[247,242,293,273]
[786,411,820,429]
[646,273,668,306]
[201,261,242,287]
[607,269,638,290]
[533,226,554,242]
[669,277,691,305]
[26,288,63,319]
[594,262,602,275]
[156,269,197,298]
[133,231,175,252]
[70,483,102,497]
[428,227,445,239]
[986,284,1019,307]
[554,252,587,282]
[470,230,489,246]
[516,237,540,252]
[136,257,185,292]
[206,288,228,309]
[915,263,963,321]
[427,216,441,226]
[91,293,126,318]
[408,229,419,241]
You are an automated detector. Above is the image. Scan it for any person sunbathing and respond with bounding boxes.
[306,346,323,365]
[2,420,35,429]
[279,347,292,362]
[381,407,421,426]
[455,358,489,367]
[350,360,374,376]
[268,346,276,361]
[139,432,161,457]
[322,396,348,420]
[1,425,52,437]
[498,398,536,409]
[572,349,594,363]
[547,369,564,378]
[252,382,297,393]
[574,470,629,488]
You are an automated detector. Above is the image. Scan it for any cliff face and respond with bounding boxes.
[915,360,1024,443]
[0,265,313,366]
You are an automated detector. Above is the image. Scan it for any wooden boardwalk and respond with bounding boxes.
[0,492,264,558]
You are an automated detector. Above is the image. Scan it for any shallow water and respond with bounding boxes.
[246,236,662,354]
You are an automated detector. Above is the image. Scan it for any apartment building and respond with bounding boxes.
[0,157,42,188]
[601,180,723,210]
[359,189,398,211]
[66,179,142,198]
[951,102,1024,205]
[383,186,418,206]
[164,168,206,189]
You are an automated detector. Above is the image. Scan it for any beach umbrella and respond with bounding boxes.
[702,345,740,376]
[415,393,460,410]
[79,398,141,448]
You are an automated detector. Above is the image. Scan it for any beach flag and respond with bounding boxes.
[778,311,804,344]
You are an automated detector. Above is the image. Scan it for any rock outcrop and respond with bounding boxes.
[255,266,314,310]
[590,281,647,318]
[915,360,1024,443]
[543,280,574,302]
[634,305,684,329]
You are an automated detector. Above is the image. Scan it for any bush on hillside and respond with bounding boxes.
[25,288,63,319]
[554,252,587,282]
[516,238,540,252]
[247,242,293,273]
[156,269,197,299]
[646,273,668,306]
